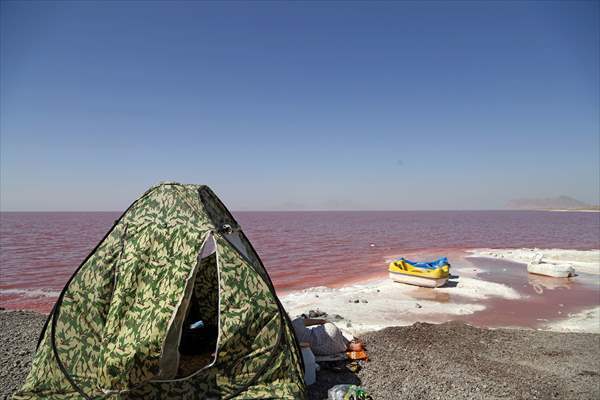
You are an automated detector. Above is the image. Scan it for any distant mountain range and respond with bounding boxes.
[506,196,599,210]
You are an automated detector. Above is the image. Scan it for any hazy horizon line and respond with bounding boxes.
[0,208,587,213]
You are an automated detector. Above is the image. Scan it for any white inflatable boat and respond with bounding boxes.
[527,253,575,278]
[527,262,575,278]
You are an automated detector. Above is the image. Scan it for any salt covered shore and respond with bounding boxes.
[281,268,520,335]
[282,248,600,335]
[545,307,600,334]
[467,248,600,275]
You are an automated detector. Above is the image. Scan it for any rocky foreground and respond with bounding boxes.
[310,321,600,400]
[0,311,45,400]
[1,311,599,400]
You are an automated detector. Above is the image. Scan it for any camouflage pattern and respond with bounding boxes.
[13,183,306,399]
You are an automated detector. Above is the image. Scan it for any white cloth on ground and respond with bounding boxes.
[291,318,349,356]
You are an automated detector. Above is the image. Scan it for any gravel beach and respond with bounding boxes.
[2,311,599,399]
[0,311,45,400]
[310,321,600,400]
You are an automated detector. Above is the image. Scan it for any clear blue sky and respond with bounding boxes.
[1,1,598,211]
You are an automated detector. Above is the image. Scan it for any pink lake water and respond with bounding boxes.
[1,211,599,314]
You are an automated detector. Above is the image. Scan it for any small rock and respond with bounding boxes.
[415,303,422,309]
[353,299,360,304]
[308,309,327,318]
[361,299,368,304]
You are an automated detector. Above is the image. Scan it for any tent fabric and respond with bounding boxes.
[13,183,306,399]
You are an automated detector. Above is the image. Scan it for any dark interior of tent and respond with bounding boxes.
[176,252,219,378]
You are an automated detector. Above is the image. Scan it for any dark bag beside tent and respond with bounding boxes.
[14,183,306,399]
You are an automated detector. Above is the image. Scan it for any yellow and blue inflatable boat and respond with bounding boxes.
[388,257,450,288]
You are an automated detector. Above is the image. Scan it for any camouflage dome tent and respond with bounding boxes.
[14,183,306,399]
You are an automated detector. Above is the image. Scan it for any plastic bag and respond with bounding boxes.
[327,384,373,400]
[328,385,351,400]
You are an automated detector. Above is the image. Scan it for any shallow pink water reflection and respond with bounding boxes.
[1,211,598,313]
